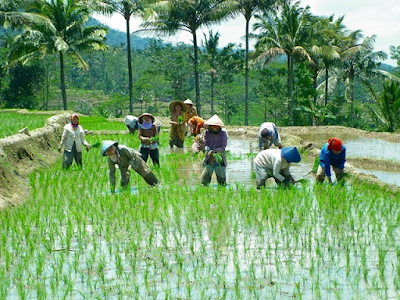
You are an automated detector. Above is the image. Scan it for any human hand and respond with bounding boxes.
[85,144,91,152]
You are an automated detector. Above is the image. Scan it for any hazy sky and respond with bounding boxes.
[94,0,399,66]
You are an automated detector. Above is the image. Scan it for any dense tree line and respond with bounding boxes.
[1,0,400,131]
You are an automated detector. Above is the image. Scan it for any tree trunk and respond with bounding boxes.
[193,32,201,116]
[288,54,294,125]
[324,68,329,106]
[125,16,134,114]
[244,18,250,126]
[59,51,67,110]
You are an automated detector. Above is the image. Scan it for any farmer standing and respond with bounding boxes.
[101,140,159,193]
[258,122,283,151]
[201,115,228,186]
[138,113,159,167]
[58,113,91,169]
[169,100,187,149]
[254,146,301,189]
[124,115,139,134]
[316,137,346,184]
[183,99,198,124]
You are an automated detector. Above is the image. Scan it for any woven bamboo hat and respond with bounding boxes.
[138,113,155,124]
[169,100,187,112]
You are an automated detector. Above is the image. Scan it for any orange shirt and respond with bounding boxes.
[188,116,204,136]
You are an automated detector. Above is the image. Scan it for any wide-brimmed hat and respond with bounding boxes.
[169,100,187,112]
[101,140,118,156]
[124,115,137,126]
[183,99,193,105]
[281,146,301,163]
[138,113,155,124]
[204,114,225,127]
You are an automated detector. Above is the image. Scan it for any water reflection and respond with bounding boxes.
[161,138,400,187]
[356,168,400,186]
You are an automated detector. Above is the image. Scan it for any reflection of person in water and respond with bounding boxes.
[316,137,346,185]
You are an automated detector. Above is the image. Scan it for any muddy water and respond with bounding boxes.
[295,134,400,186]
[164,139,314,188]
[163,136,400,188]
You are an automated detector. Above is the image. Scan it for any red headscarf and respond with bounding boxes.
[327,137,342,152]
[70,114,79,129]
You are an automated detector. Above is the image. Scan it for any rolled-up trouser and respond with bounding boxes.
[316,165,344,183]
[62,143,82,169]
[132,156,159,186]
[201,164,226,186]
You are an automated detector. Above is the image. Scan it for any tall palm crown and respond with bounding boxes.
[141,0,230,116]
[227,0,279,125]
[253,0,310,125]
[99,0,158,114]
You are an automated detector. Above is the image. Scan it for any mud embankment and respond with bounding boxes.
[0,113,70,210]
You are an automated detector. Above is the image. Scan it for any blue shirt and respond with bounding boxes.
[319,143,346,177]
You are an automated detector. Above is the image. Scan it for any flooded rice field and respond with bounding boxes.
[163,136,400,188]
[2,129,400,299]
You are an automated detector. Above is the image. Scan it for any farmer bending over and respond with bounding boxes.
[254,146,301,189]
[258,122,283,151]
[101,140,159,193]
[316,137,346,185]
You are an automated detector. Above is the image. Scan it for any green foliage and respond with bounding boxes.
[3,63,45,109]
[0,111,52,138]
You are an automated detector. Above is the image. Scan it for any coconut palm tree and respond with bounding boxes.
[0,0,52,29]
[226,0,279,125]
[202,30,220,115]
[8,0,108,110]
[371,81,400,132]
[141,0,230,116]
[98,0,158,114]
[253,1,310,125]
[340,35,387,127]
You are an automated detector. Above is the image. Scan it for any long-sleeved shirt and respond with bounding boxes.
[59,123,89,152]
[138,125,158,150]
[258,122,282,151]
[319,143,346,177]
[254,149,291,182]
[203,129,228,166]
[108,146,150,185]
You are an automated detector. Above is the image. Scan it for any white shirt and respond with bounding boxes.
[254,149,290,182]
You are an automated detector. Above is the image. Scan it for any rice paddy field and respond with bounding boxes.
[1,113,400,299]
[0,111,53,138]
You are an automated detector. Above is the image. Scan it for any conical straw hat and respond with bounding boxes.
[204,114,225,127]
